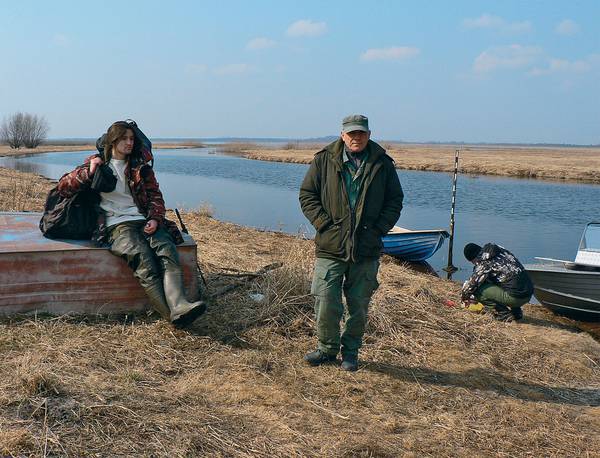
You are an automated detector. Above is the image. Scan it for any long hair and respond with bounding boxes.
[104,121,139,162]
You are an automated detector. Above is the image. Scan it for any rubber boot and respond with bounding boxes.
[164,270,206,327]
[144,282,171,320]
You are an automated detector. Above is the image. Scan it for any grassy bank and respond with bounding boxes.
[1,167,600,456]
[220,143,600,184]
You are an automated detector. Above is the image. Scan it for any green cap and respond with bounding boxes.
[342,114,369,133]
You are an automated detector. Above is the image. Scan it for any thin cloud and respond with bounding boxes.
[463,13,504,28]
[214,63,253,75]
[548,59,590,73]
[462,14,532,33]
[185,63,208,74]
[506,21,533,33]
[555,19,580,36]
[360,46,420,62]
[246,37,276,50]
[529,54,599,76]
[52,33,70,47]
[473,44,541,73]
[286,19,327,37]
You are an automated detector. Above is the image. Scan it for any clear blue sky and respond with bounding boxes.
[1,1,598,143]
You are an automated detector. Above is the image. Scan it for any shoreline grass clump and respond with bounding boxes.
[0,167,53,212]
[254,239,314,330]
[216,142,260,155]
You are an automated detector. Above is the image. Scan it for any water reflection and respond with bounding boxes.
[0,157,60,177]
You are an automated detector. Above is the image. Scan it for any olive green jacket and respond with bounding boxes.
[299,139,404,262]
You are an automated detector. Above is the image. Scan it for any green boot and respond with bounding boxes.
[144,282,171,320]
[164,270,206,327]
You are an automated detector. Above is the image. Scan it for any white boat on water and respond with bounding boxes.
[526,222,600,321]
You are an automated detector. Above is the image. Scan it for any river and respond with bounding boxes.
[2,147,600,282]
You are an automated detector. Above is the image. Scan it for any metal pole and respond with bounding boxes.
[443,149,459,273]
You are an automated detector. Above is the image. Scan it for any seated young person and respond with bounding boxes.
[58,120,205,326]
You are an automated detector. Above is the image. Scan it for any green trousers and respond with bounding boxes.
[310,257,380,357]
[475,282,530,318]
[108,220,180,289]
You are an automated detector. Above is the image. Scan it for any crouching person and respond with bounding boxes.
[57,120,205,326]
[462,242,533,322]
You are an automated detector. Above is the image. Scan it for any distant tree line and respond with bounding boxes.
[0,112,49,149]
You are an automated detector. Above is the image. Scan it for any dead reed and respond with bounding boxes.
[216,142,260,155]
[227,143,600,183]
[0,167,53,212]
[1,170,600,456]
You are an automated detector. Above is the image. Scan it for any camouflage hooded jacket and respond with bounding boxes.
[57,151,183,245]
[461,243,533,301]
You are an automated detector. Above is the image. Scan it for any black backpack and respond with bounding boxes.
[39,164,117,240]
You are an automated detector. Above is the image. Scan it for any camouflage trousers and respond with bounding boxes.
[475,282,530,320]
[108,220,180,289]
[310,257,380,357]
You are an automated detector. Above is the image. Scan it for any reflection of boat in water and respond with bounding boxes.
[382,226,449,262]
[526,222,600,321]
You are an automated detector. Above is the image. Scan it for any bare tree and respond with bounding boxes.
[0,112,49,149]
[21,113,49,148]
[0,112,25,148]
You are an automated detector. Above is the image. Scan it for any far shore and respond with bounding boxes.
[4,141,600,184]
[219,142,600,184]
[0,141,202,158]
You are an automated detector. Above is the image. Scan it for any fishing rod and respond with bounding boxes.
[175,208,189,234]
[443,149,459,274]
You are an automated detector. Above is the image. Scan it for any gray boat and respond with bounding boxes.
[526,222,600,321]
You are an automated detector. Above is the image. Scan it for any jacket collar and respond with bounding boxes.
[325,138,386,171]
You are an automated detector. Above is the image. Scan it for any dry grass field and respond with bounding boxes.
[1,167,600,456]
[220,143,600,184]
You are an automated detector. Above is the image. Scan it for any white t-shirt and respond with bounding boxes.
[100,159,145,228]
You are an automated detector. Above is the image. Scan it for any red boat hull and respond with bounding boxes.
[0,212,200,316]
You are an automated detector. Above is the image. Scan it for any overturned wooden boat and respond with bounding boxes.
[382,226,449,262]
[526,222,600,321]
[0,211,200,316]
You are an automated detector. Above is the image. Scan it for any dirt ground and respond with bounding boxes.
[1,167,600,457]
[219,142,600,184]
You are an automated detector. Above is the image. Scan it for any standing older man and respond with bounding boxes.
[299,115,403,371]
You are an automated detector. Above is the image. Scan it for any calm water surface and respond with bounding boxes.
[2,147,600,282]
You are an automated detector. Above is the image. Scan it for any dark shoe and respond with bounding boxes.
[511,307,523,321]
[171,301,207,328]
[304,349,337,366]
[341,354,358,372]
[484,302,513,322]
[494,309,514,322]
